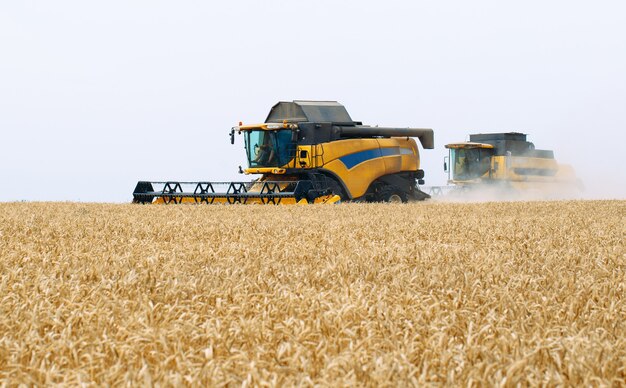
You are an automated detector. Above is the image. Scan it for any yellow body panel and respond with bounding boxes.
[486,155,560,182]
[314,137,420,198]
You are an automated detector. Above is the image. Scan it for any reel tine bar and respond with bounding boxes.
[227,182,248,204]
[162,181,183,204]
[194,182,215,204]
[260,181,281,204]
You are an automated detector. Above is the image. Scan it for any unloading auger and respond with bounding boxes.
[132,100,434,204]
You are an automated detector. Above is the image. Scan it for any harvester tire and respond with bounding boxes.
[378,187,408,203]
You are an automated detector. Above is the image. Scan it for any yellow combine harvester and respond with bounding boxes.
[133,101,434,204]
[444,132,581,196]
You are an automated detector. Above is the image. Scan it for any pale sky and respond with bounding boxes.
[1,1,625,202]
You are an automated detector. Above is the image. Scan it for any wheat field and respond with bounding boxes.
[0,200,624,386]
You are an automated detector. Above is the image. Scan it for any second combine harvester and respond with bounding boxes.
[133,101,434,204]
[444,132,581,195]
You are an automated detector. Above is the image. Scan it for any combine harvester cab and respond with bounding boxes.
[444,132,582,198]
[133,101,434,204]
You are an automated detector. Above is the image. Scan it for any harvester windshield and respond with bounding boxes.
[450,147,493,181]
[245,130,294,168]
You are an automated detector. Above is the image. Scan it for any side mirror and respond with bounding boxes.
[291,128,299,142]
[230,128,235,145]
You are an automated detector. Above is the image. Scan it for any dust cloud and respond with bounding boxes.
[424,181,594,203]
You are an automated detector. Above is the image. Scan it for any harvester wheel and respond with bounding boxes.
[378,187,408,203]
